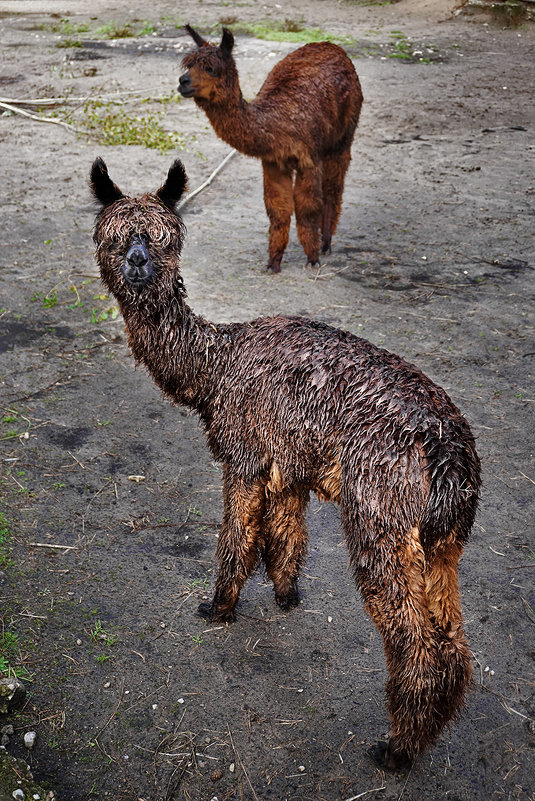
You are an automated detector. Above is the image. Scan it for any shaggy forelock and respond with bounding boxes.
[94,195,185,248]
[182,46,227,73]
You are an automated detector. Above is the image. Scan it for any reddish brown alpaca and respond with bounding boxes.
[178,26,363,272]
[90,158,481,770]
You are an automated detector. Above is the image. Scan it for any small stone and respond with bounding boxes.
[24,731,37,750]
[177,698,184,704]
[1,725,14,735]
[33,796,41,800]
[12,791,25,800]
[527,719,535,736]
[152,704,158,710]
[76,639,82,646]
[229,762,235,773]
[103,682,111,689]
[298,765,305,772]
[210,768,223,781]
[0,678,26,714]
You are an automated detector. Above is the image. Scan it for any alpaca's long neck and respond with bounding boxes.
[199,93,272,159]
[119,285,228,421]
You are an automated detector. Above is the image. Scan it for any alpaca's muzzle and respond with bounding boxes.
[123,236,153,287]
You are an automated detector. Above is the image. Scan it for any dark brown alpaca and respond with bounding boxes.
[90,158,481,770]
[178,26,363,273]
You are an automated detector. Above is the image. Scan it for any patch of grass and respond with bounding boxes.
[387,31,437,63]
[0,410,31,443]
[216,18,355,46]
[0,512,13,569]
[43,18,90,35]
[0,627,32,681]
[92,21,137,39]
[82,99,186,153]
[55,38,83,48]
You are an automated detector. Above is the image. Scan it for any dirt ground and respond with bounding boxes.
[0,0,534,799]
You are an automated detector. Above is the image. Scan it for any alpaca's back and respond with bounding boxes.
[254,43,362,157]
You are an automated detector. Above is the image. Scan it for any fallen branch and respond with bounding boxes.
[227,724,259,801]
[177,149,237,211]
[343,786,386,801]
[29,542,77,551]
[0,90,151,107]
[0,100,80,133]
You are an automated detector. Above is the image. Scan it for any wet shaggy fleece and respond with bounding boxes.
[90,157,481,770]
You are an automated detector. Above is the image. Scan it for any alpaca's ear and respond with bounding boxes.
[156,160,188,210]
[184,24,207,48]
[90,157,124,207]
[220,27,234,56]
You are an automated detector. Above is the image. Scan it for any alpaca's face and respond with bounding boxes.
[179,26,236,104]
[90,158,187,299]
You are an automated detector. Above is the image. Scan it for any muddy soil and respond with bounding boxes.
[0,1,534,799]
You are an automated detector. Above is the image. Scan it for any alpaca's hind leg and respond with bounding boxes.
[294,166,323,265]
[261,486,309,610]
[342,505,471,767]
[262,160,294,273]
[321,148,352,255]
[200,468,266,623]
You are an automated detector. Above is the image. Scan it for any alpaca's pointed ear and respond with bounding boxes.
[90,157,124,207]
[184,24,207,48]
[220,27,234,56]
[156,159,188,210]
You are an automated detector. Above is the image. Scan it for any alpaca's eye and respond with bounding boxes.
[206,65,218,77]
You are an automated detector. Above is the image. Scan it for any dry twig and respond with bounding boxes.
[177,150,237,211]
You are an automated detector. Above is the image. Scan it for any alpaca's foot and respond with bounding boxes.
[275,585,300,611]
[368,739,412,772]
[266,258,282,273]
[198,601,236,623]
[306,260,321,269]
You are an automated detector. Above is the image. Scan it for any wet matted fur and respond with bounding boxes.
[90,158,481,770]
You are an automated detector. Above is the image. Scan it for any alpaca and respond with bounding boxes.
[90,158,481,770]
[178,26,363,273]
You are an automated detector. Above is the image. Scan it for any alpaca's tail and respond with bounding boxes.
[418,417,481,556]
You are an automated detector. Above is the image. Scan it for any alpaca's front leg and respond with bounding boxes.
[262,160,294,273]
[199,469,266,622]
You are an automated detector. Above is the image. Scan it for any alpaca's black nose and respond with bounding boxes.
[127,245,148,268]
[178,73,194,97]
[123,237,153,287]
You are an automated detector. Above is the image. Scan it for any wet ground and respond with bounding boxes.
[0,1,534,799]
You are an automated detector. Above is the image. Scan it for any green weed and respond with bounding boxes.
[90,620,118,647]
[82,100,186,153]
